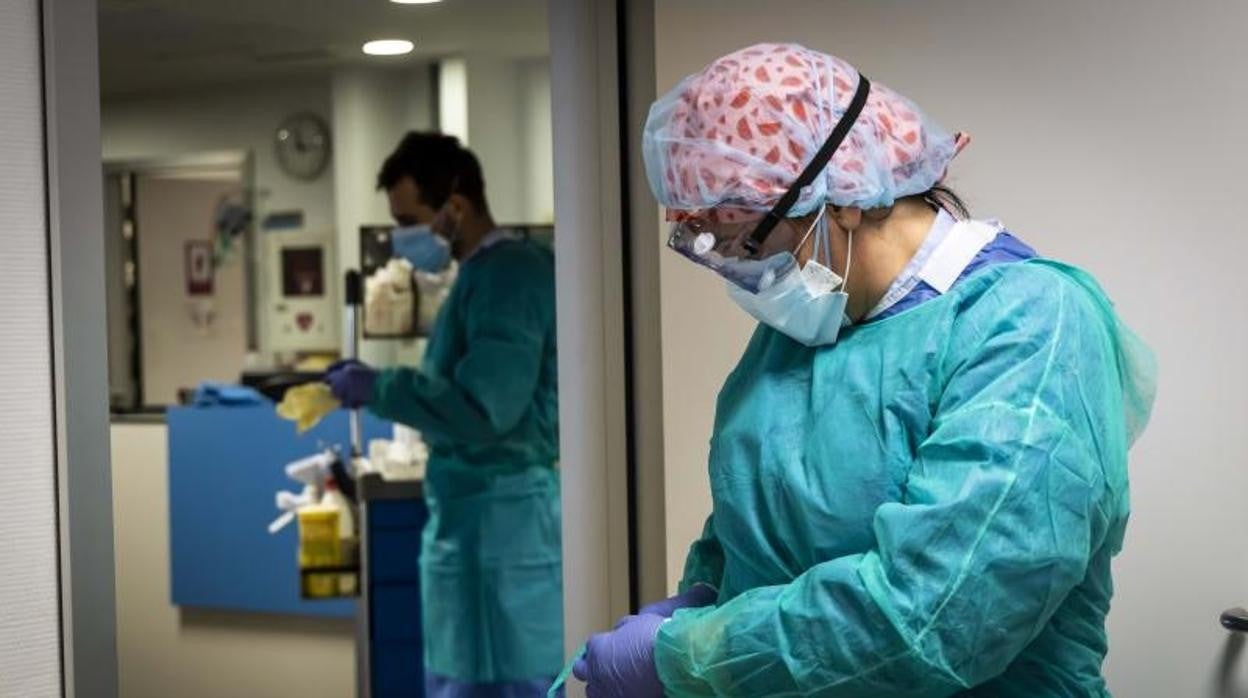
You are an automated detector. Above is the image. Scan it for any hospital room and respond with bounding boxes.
[1,0,1245,696]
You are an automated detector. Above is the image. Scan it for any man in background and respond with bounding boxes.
[327,132,562,697]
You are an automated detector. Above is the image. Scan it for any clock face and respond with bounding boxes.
[275,113,331,181]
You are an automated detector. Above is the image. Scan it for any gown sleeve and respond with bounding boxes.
[678,515,726,593]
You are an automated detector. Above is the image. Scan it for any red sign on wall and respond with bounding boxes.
[185,241,214,296]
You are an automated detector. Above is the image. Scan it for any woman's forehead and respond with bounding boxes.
[665,206,767,224]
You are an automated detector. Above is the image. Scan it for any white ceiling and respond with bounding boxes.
[99,0,549,97]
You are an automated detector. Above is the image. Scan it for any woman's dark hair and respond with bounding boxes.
[922,183,970,219]
[376,131,488,211]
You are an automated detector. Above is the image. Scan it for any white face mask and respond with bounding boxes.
[727,206,852,347]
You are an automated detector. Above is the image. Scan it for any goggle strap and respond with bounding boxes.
[744,73,872,254]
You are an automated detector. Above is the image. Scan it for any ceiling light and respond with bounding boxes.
[362,39,415,56]
[391,0,442,3]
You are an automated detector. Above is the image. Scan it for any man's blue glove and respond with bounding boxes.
[635,583,717,620]
[572,614,665,698]
[324,359,378,409]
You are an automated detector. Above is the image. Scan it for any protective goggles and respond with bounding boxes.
[667,73,872,292]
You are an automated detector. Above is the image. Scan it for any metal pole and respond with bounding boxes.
[344,269,363,457]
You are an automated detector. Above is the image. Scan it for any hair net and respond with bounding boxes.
[644,43,964,219]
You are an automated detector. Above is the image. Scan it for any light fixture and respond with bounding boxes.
[391,0,442,3]
[362,39,414,56]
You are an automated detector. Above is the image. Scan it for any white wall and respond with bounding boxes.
[519,58,555,225]
[102,68,443,369]
[110,424,355,698]
[0,0,63,695]
[653,1,1248,694]
[466,55,528,224]
[102,79,336,361]
[441,55,555,225]
[438,58,470,144]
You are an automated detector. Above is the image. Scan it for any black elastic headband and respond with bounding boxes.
[743,73,872,255]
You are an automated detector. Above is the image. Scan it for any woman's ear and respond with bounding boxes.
[831,206,863,232]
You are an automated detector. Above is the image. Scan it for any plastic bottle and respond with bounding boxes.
[322,478,359,596]
[322,478,355,540]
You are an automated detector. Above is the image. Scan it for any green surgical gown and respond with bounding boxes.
[656,260,1156,697]
[367,238,562,683]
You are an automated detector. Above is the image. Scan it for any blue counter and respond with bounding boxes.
[167,405,394,618]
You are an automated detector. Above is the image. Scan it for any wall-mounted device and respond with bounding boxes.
[265,231,338,352]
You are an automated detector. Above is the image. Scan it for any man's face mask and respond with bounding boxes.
[391,224,451,273]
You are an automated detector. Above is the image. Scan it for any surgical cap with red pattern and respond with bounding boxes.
[643,43,964,221]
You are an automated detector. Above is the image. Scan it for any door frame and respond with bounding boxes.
[548,0,667,671]
[42,0,118,695]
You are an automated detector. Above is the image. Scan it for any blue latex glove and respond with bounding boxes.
[324,359,378,409]
[572,614,664,698]
[636,583,717,620]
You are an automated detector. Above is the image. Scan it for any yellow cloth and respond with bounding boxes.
[295,354,337,372]
[276,383,340,433]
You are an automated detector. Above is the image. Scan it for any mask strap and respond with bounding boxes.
[815,215,831,268]
[842,229,854,291]
[795,205,829,265]
[743,74,872,255]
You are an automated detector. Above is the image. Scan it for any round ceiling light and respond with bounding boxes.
[362,39,415,56]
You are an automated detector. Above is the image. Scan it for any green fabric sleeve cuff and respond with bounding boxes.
[653,606,715,697]
[365,367,401,417]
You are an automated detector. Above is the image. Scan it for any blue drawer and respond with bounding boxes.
[369,500,427,530]
[370,528,421,582]
[372,584,422,642]
[372,641,424,697]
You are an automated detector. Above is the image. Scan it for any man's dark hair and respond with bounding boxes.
[377,131,488,211]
